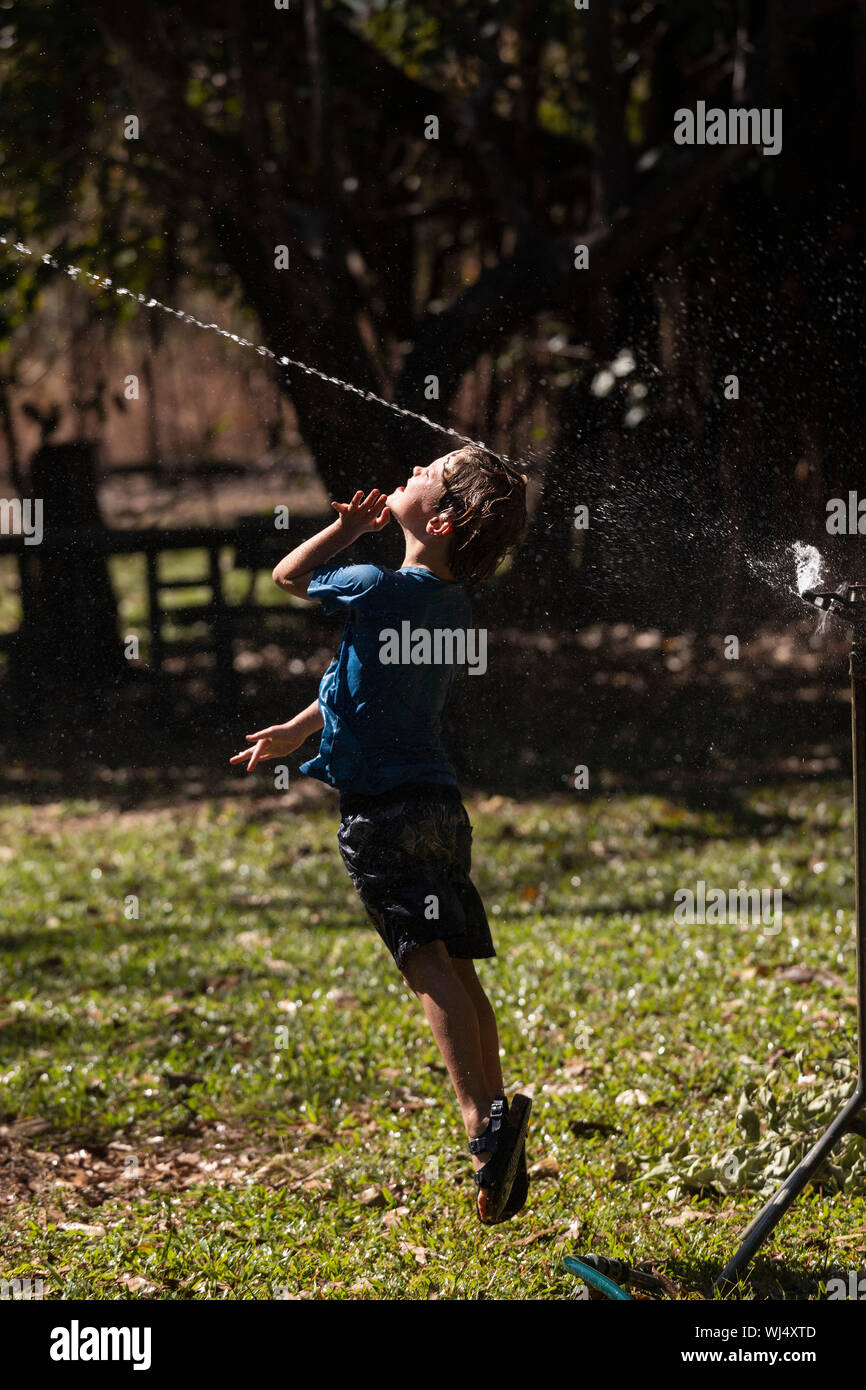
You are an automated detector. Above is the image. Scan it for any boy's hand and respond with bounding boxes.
[272,491,389,596]
[331,488,390,535]
[229,722,307,772]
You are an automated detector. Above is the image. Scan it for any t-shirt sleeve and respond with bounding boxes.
[306,563,391,614]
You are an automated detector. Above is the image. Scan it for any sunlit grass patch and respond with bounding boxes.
[0,781,864,1299]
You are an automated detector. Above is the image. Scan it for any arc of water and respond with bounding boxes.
[0,232,516,463]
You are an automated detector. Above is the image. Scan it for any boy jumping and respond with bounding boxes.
[230,445,530,1223]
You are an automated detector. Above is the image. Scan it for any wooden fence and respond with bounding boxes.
[0,514,329,712]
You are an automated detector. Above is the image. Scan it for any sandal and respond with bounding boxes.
[503,1133,529,1218]
[469,1092,532,1224]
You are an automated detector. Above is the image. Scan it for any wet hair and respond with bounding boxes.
[436,445,528,585]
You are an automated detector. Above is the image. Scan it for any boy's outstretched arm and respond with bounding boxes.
[272,489,390,598]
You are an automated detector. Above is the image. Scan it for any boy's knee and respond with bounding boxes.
[400,939,451,990]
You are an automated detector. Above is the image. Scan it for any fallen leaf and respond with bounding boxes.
[529,1156,560,1180]
[119,1275,154,1293]
[774,963,845,986]
[832,1225,866,1245]
[398,1241,428,1265]
[615,1089,649,1108]
[0,1117,50,1139]
[358,1186,387,1208]
[514,1223,569,1247]
[301,1126,332,1146]
[326,990,360,1009]
[663,1207,713,1228]
[386,1087,434,1113]
[59,1222,105,1237]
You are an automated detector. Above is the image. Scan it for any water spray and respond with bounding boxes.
[716,577,866,1290]
[0,232,520,465]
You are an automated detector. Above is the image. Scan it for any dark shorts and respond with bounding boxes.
[336,782,496,971]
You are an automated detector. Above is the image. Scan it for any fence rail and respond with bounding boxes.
[0,516,330,707]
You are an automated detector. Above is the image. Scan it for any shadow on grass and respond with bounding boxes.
[663,1253,852,1302]
[0,617,855,810]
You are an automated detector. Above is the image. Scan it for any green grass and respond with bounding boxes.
[1,781,864,1299]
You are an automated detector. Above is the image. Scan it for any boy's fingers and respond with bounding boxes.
[249,746,278,770]
[247,740,266,770]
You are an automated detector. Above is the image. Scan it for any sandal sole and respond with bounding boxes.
[503,1142,529,1218]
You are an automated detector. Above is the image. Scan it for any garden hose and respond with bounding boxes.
[563,1255,633,1300]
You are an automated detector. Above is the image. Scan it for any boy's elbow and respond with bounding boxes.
[272,569,310,599]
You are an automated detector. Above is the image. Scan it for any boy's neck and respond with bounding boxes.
[400,536,456,582]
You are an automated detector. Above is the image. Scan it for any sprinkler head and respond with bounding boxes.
[802,582,866,629]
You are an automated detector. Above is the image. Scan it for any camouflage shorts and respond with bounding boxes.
[336,783,495,971]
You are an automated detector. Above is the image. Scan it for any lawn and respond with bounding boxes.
[1,780,864,1300]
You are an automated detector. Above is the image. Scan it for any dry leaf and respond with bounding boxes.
[119,1275,153,1293]
[326,990,360,1009]
[358,1186,386,1208]
[515,1223,569,1247]
[0,1117,50,1139]
[663,1207,713,1228]
[529,1156,560,1180]
[398,1241,428,1265]
[615,1089,649,1108]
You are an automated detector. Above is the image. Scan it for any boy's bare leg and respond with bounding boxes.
[451,956,504,1096]
[400,940,499,1219]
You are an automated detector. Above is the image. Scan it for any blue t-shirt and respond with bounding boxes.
[298,563,473,796]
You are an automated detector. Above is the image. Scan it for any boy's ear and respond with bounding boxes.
[426,512,453,538]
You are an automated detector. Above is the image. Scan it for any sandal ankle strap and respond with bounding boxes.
[468,1095,507,1154]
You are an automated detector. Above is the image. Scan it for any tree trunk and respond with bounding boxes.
[8,443,127,725]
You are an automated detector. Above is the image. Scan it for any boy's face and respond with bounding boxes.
[386,451,458,532]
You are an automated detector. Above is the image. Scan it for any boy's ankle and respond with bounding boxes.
[464,1101,494,1141]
